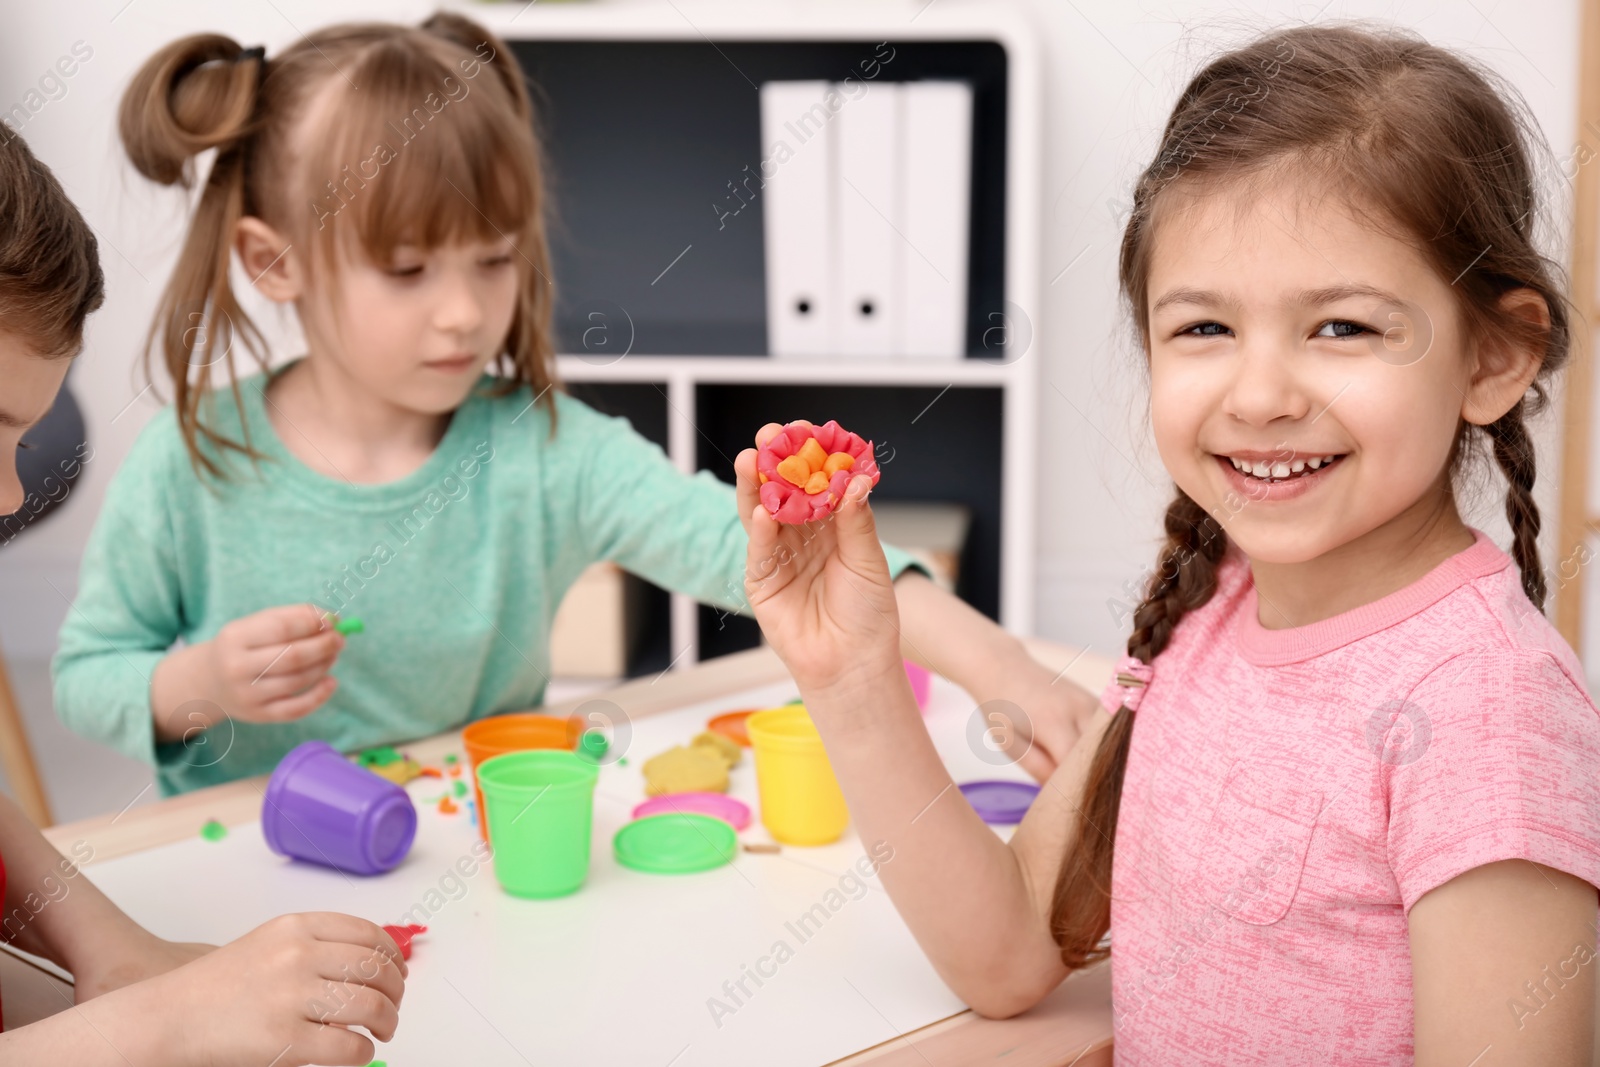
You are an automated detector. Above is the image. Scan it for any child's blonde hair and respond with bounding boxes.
[1054,23,1571,971]
[120,11,558,477]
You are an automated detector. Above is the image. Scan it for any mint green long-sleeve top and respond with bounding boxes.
[53,370,922,795]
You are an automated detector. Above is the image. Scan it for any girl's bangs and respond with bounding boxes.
[301,41,539,266]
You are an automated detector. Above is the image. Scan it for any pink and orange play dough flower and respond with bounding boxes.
[755,419,881,524]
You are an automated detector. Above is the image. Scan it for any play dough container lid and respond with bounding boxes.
[959,780,1041,825]
[632,792,751,831]
[614,813,737,874]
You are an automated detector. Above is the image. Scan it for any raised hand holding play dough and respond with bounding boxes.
[755,420,880,524]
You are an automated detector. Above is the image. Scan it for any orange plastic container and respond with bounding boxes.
[462,713,580,844]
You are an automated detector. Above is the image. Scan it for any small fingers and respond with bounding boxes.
[254,677,338,722]
[251,660,337,700]
[1015,744,1056,784]
[297,1022,377,1067]
[237,630,342,686]
[309,963,402,1043]
[236,603,331,648]
[745,505,782,586]
[755,422,783,449]
[322,939,407,1010]
[734,448,761,533]
[304,914,409,979]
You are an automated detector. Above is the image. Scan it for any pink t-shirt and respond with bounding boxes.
[1109,528,1600,1064]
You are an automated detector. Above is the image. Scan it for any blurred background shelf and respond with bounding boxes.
[496,0,1043,677]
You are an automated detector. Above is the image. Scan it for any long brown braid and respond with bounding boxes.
[1047,24,1571,969]
[1051,492,1226,967]
[1485,408,1546,609]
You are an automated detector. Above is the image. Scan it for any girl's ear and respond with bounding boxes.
[234,217,302,303]
[1461,288,1549,426]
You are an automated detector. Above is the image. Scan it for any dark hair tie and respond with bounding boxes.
[235,45,266,64]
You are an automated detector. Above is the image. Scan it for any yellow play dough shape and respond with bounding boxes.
[823,452,855,476]
[803,471,829,495]
[776,455,811,487]
[691,730,742,768]
[642,745,729,796]
[367,757,424,785]
[796,437,828,475]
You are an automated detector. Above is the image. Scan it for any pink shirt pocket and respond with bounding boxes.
[1186,759,1323,925]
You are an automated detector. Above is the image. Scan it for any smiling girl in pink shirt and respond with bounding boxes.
[735,24,1600,1066]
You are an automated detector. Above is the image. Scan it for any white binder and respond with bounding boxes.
[761,80,836,358]
[899,80,973,360]
[834,82,902,358]
[761,78,973,361]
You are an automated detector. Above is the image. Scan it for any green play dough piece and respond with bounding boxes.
[356,746,401,767]
[200,819,227,842]
[614,813,736,874]
[334,616,365,635]
[579,730,609,760]
[444,753,459,764]
[452,779,468,797]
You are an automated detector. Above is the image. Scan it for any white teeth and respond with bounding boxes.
[1225,452,1341,479]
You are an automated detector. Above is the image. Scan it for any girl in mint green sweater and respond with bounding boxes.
[56,14,1094,796]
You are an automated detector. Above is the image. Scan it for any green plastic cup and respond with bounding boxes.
[477,750,600,899]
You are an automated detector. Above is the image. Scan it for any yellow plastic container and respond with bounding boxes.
[746,705,849,845]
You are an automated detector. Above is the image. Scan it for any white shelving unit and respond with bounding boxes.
[474,0,1044,669]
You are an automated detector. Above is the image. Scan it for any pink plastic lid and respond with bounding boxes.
[631,792,751,831]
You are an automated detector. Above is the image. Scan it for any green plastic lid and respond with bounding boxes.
[614,813,736,874]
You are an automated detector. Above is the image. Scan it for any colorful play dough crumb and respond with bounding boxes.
[618,757,629,767]
[642,745,729,796]
[200,818,227,842]
[452,779,468,798]
[356,746,401,767]
[366,756,424,786]
[418,766,443,779]
[438,796,459,814]
[742,841,782,854]
[448,763,462,778]
[468,800,477,828]
[755,419,880,524]
[333,616,364,635]
[690,730,741,769]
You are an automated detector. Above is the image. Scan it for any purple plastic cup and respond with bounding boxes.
[261,741,416,875]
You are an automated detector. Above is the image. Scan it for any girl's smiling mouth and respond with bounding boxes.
[1214,451,1347,499]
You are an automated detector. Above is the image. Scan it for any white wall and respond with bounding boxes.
[0,0,1585,676]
